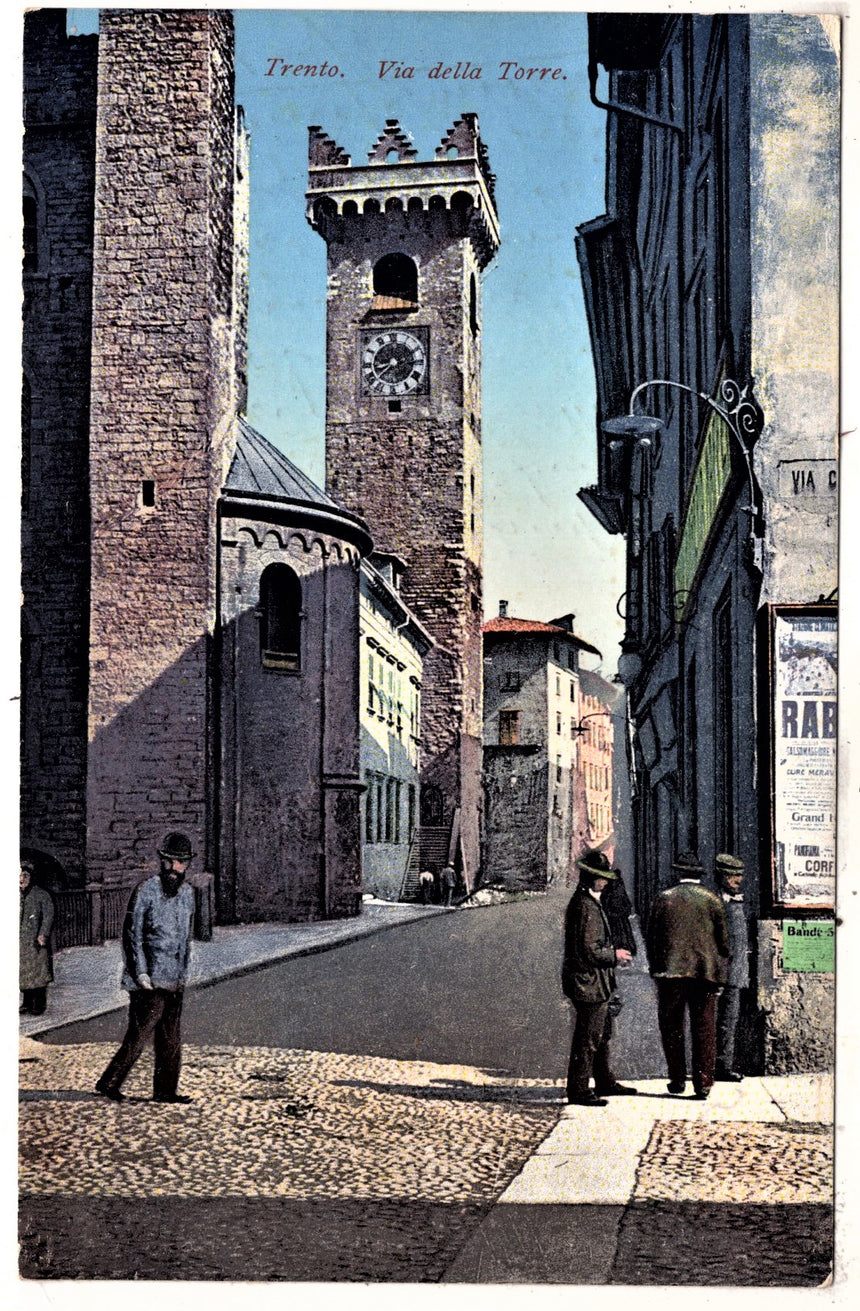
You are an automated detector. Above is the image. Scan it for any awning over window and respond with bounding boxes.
[370,294,418,312]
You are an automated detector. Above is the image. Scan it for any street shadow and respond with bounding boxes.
[19,1090,101,1104]
[330,1077,563,1108]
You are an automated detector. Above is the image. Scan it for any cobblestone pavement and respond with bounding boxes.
[635,1119,833,1204]
[19,1041,559,1203]
[19,1041,835,1284]
[609,1201,833,1286]
[20,1039,561,1278]
[605,1118,834,1285]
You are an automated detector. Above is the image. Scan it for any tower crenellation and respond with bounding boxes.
[368,118,418,163]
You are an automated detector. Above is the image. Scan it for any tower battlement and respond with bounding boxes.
[307,116,499,269]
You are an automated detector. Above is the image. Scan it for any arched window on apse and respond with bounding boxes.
[372,253,418,307]
[259,562,302,671]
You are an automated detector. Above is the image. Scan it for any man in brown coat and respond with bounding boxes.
[647,850,730,1099]
[562,850,635,1107]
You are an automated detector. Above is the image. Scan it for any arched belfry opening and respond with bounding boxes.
[372,252,418,306]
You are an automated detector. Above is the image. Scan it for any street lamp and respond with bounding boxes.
[602,376,765,568]
[571,710,616,736]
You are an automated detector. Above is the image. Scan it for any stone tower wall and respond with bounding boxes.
[21,10,98,880]
[86,10,239,884]
[320,182,493,884]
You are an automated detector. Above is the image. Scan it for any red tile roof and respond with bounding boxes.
[482,616,602,656]
[483,617,566,635]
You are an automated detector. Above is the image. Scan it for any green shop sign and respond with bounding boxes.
[782,920,835,973]
[673,406,733,620]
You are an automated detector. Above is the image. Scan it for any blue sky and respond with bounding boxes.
[68,7,626,666]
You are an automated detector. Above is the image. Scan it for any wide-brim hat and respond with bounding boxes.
[715,853,744,874]
[158,831,195,862]
[576,850,618,879]
[671,850,705,875]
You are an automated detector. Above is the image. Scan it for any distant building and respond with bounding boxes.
[577,14,838,1071]
[360,553,432,901]
[481,607,604,891]
[576,667,620,857]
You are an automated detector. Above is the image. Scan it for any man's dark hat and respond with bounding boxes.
[158,832,194,862]
[577,849,618,879]
[671,850,705,875]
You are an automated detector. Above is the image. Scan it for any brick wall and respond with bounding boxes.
[21,11,98,880]
[86,10,239,884]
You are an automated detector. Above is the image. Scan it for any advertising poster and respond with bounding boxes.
[772,610,837,910]
[15,2,847,1296]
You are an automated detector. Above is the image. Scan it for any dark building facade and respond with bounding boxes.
[22,9,370,935]
[577,14,838,1071]
[307,117,500,891]
[22,9,97,883]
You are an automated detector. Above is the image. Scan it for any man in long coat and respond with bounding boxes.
[647,850,730,1100]
[562,849,635,1107]
[20,860,54,1015]
[714,853,750,1082]
[95,832,196,1104]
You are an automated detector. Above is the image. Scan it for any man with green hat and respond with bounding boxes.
[714,853,749,1082]
[561,849,636,1107]
[95,832,196,1104]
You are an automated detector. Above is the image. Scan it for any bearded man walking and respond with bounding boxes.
[95,832,196,1104]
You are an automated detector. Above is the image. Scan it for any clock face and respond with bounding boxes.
[360,329,429,397]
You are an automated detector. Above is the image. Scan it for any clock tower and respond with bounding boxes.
[307,115,500,887]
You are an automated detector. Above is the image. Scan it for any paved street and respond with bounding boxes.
[43,883,664,1079]
[19,888,834,1284]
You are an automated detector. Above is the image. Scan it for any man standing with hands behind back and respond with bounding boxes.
[647,850,730,1100]
[95,832,196,1105]
[562,849,636,1107]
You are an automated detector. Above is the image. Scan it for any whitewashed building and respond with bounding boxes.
[360,553,432,900]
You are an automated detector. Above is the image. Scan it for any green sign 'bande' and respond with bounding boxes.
[782,920,835,973]
[674,408,733,620]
